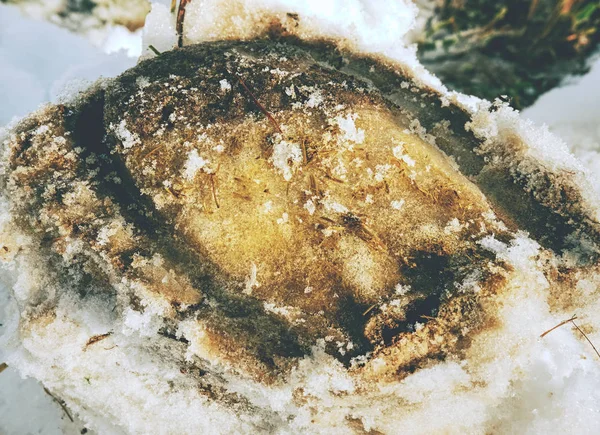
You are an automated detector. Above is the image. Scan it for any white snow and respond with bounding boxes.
[335,113,365,145]
[0,4,139,434]
[390,199,405,210]
[271,139,303,181]
[3,0,600,434]
[524,54,600,177]
[219,79,232,92]
[142,0,446,91]
[111,120,141,149]
[182,149,210,180]
[0,4,137,127]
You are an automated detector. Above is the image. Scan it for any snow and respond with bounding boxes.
[335,113,365,145]
[271,139,303,181]
[110,119,142,149]
[219,78,232,92]
[182,149,210,180]
[524,54,600,177]
[0,3,139,434]
[0,4,138,127]
[3,0,600,434]
[390,199,405,210]
[142,2,176,55]
[141,0,445,91]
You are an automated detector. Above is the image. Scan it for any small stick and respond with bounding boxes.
[0,362,7,374]
[540,315,577,338]
[324,173,345,184]
[43,387,74,422]
[309,174,319,196]
[176,0,191,48]
[148,45,162,56]
[571,319,600,360]
[232,192,252,201]
[170,0,177,13]
[236,75,283,134]
[527,0,540,20]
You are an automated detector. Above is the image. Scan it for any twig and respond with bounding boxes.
[309,174,319,196]
[0,362,7,374]
[528,0,540,20]
[170,0,177,13]
[540,315,577,338]
[43,387,74,422]
[571,319,600,360]
[324,173,345,184]
[176,0,191,48]
[148,45,162,56]
[236,75,283,134]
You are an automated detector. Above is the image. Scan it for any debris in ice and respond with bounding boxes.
[2,1,600,435]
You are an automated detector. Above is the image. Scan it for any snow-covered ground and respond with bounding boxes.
[0,4,139,434]
[1,0,600,434]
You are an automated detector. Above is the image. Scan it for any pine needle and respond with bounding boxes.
[540,314,600,361]
[362,304,377,316]
[148,45,162,56]
[236,75,283,134]
[83,332,113,351]
[300,138,308,164]
[43,387,74,422]
[540,315,577,338]
[209,174,220,208]
[571,319,600,360]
